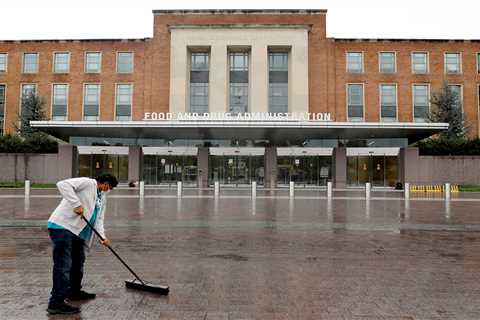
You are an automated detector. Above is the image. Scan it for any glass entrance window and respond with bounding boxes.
[347,155,398,187]
[79,154,128,183]
[277,156,332,187]
[143,155,198,186]
[209,155,264,186]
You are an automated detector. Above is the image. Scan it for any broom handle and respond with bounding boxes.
[81,215,145,285]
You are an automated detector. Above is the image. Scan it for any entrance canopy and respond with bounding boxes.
[31,120,448,144]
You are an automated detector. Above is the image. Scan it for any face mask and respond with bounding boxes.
[103,189,110,194]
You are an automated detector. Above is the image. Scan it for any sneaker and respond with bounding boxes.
[46,301,80,315]
[67,290,96,301]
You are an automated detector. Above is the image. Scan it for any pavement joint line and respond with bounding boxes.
[2,220,480,232]
[1,194,480,201]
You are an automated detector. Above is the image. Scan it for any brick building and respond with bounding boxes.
[1,9,478,187]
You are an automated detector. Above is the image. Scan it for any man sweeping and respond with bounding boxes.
[46,174,118,315]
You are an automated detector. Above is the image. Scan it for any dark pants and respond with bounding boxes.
[48,228,86,306]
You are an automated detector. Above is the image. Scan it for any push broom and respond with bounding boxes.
[81,216,169,295]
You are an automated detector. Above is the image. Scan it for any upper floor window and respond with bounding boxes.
[53,52,70,73]
[447,84,463,111]
[380,84,397,122]
[190,52,209,113]
[411,52,428,74]
[445,53,461,74]
[23,53,38,73]
[0,53,7,73]
[117,52,133,73]
[379,52,396,73]
[0,85,5,136]
[21,83,37,117]
[52,84,68,121]
[229,51,249,114]
[269,51,289,113]
[347,84,364,121]
[115,84,132,121]
[477,53,480,73]
[83,84,100,121]
[346,52,363,73]
[413,84,429,122]
[85,52,101,73]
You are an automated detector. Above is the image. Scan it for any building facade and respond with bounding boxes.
[1,9,478,187]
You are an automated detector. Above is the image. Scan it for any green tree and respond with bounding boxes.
[15,92,48,137]
[428,82,466,139]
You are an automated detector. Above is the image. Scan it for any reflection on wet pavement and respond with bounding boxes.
[1,189,480,319]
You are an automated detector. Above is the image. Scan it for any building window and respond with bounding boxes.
[83,84,100,121]
[115,84,132,121]
[229,52,249,114]
[412,52,428,74]
[447,84,463,111]
[347,84,364,121]
[23,53,38,73]
[52,84,68,121]
[379,52,395,73]
[190,52,209,113]
[0,85,5,136]
[117,52,133,73]
[53,52,70,73]
[477,53,480,73]
[21,83,37,115]
[413,84,429,122]
[0,53,7,73]
[85,52,101,73]
[346,52,363,73]
[380,84,397,122]
[445,53,461,74]
[269,51,288,113]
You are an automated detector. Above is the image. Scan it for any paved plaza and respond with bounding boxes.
[1,188,480,319]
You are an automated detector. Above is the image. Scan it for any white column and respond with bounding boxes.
[139,181,145,198]
[365,182,371,200]
[214,181,220,197]
[404,183,410,200]
[250,44,269,113]
[289,181,295,198]
[251,181,257,198]
[327,181,332,199]
[177,181,182,198]
[209,44,228,113]
[445,183,451,201]
[25,180,30,198]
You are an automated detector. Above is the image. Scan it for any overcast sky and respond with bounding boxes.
[0,0,479,40]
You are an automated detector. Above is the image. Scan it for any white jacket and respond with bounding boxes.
[48,177,107,247]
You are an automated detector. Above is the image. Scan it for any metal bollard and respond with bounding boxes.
[365,182,371,199]
[251,181,256,198]
[404,183,410,200]
[214,181,219,197]
[289,181,294,198]
[25,180,30,198]
[177,181,182,198]
[445,183,451,201]
[139,181,145,198]
[327,181,333,199]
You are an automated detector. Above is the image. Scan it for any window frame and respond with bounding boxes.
[0,83,6,136]
[22,52,39,74]
[114,83,133,121]
[379,83,398,122]
[0,53,8,73]
[346,83,365,122]
[346,51,364,73]
[51,83,69,121]
[116,51,134,74]
[444,52,462,74]
[84,51,102,74]
[411,51,429,74]
[52,52,71,74]
[378,51,397,74]
[82,83,101,121]
[447,83,464,113]
[412,83,431,122]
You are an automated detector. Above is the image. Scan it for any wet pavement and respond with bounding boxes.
[2,189,480,319]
